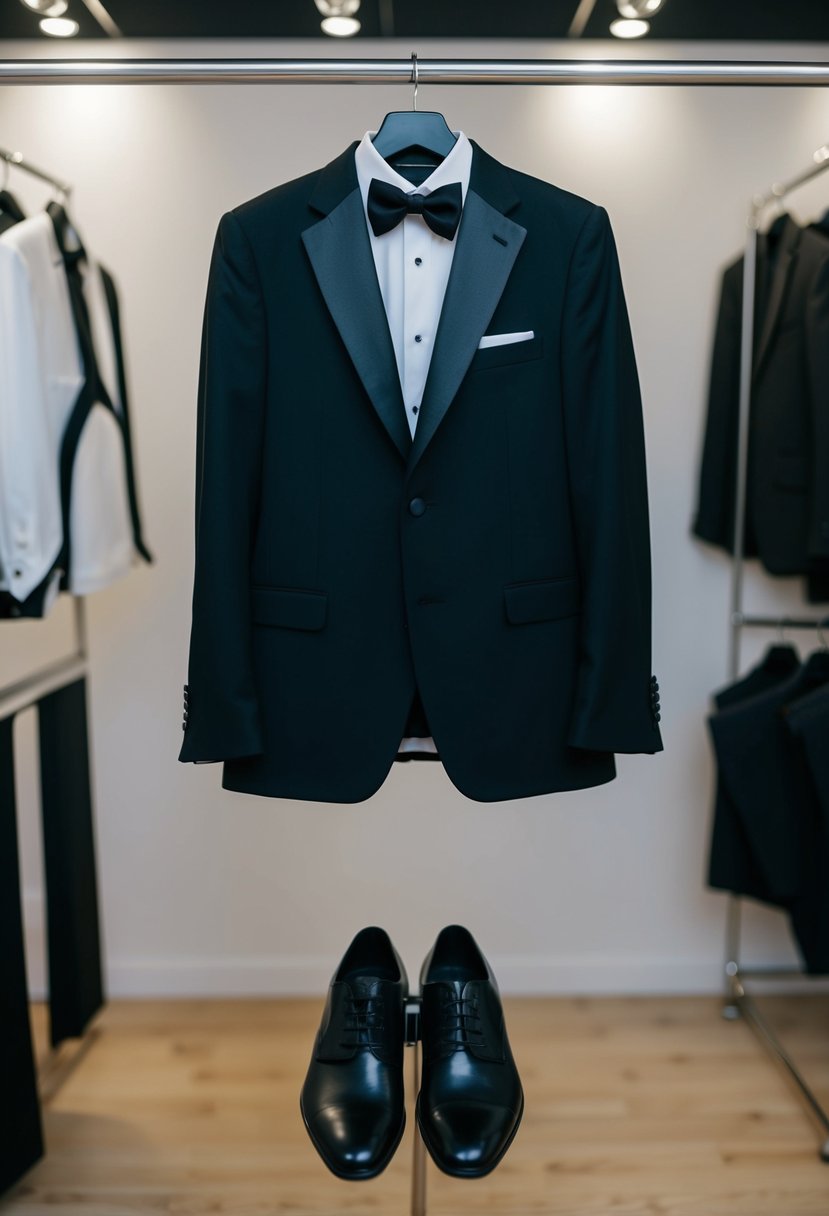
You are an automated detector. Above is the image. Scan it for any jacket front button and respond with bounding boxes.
[408,497,427,517]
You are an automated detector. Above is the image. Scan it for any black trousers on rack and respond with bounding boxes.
[0,678,105,1195]
[0,715,43,1195]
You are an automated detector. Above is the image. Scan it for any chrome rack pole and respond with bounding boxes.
[722,143,829,1163]
[404,998,427,1216]
[0,596,88,720]
[3,57,829,87]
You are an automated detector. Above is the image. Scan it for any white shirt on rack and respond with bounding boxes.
[354,127,472,754]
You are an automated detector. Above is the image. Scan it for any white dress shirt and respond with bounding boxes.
[0,213,83,604]
[354,128,472,754]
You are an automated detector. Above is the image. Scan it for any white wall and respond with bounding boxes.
[3,37,829,998]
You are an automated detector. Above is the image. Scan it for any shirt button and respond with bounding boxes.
[414,257,422,266]
[414,334,422,343]
[412,405,419,414]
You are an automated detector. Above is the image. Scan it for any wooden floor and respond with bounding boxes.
[2,994,828,1215]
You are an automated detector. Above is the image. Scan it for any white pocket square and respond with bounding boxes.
[477,329,534,349]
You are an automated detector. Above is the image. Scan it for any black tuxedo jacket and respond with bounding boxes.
[706,645,801,905]
[708,655,829,974]
[693,216,829,582]
[179,137,662,803]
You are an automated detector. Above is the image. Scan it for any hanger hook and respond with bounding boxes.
[411,51,418,112]
[777,617,786,644]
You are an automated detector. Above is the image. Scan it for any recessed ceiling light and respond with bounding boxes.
[21,0,68,11]
[610,17,650,37]
[617,0,664,16]
[320,15,360,35]
[39,15,79,35]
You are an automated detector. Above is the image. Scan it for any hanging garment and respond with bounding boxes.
[707,650,829,973]
[0,715,44,1195]
[0,205,151,617]
[0,210,83,608]
[179,134,662,803]
[706,643,801,903]
[0,187,25,235]
[692,215,829,597]
[783,680,829,973]
[47,202,152,594]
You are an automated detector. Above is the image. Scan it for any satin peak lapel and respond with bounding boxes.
[302,183,411,461]
[406,184,527,476]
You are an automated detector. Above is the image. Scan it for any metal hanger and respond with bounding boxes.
[370,52,457,171]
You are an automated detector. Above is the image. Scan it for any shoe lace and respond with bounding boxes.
[339,994,386,1050]
[438,991,486,1051]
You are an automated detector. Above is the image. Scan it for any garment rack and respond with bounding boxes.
[723,140,829,1166]
[3,51,829,1210]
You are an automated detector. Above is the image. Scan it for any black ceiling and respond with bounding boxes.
[2,0,829,42]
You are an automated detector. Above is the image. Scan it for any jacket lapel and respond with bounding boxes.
[753,215,800,381]
[302,143,411,461]
[406,156,526,476]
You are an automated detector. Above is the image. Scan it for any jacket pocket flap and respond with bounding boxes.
[251,586,328,630]
[504,576,580,624]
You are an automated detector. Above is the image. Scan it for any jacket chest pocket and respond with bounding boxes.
[467,332,544,373]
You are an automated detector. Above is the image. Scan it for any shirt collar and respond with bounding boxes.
[354,128,472,222]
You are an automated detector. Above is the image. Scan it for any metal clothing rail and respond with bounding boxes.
[724,141,829,1165]
[2,56,829,87]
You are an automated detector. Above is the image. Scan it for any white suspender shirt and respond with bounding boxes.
[354,128,472,755]
[0,213,83,604]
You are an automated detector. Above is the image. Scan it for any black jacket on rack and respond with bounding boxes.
[692,215,829,598]
[706,643,800,905]
[706,648,829,974]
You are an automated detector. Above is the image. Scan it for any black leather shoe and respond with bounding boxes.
[300,926,408,1180]
[416,925,523,1178]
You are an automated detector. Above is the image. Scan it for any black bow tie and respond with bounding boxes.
[366,178,463,241]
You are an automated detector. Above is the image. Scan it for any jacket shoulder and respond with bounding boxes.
[224,163,326,233]
[499,160,612,245]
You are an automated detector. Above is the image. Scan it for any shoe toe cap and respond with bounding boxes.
[424,1100,520,1175]
[306,1102,402,1178]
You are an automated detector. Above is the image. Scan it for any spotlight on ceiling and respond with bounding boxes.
[39,14,79,35]
[314,0,361,37]
[617,0,664,16]
[19,0,69,13]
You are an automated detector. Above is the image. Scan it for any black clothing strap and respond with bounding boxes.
[47,202,153,586]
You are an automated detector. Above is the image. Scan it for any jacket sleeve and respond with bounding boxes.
[806,253,829,563]
[560,205,663,755]
[179,210,267,763]
[692,261,741,551]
